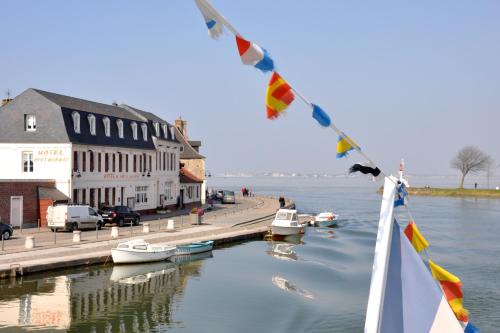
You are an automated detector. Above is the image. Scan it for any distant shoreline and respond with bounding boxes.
[378,187,500,198]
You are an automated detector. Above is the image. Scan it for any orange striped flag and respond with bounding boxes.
[404,220,429,252]
[265,72,295,119]
[428,260,469,322]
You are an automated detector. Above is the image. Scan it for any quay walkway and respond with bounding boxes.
[0,195,289,279]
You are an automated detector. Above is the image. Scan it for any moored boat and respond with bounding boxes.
[271,209,305,236]
[314,212,339,227]
[111,239,176,264]
[175,240,214,255]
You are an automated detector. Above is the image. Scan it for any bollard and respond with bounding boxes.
[111,226,119,238]
[37,219,40,233]
[25,236,35,249]
[1,233,4,251]
[73,230,81,243]
[96,224,99,241]
[167,219,175,230]
[130,221,133,237]
[54,229,57,244]
[143,223,150,233]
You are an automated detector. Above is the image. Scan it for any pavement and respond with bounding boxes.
[0,195,288,278]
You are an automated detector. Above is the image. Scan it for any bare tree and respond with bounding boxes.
[451,146,492,188]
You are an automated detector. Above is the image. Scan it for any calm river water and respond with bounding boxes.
[0,176,499,332]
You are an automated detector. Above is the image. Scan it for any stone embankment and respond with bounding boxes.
[0,195,292,279]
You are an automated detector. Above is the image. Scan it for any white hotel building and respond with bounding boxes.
[0,89,203,226]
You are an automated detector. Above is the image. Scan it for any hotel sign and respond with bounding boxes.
[33,149,69,163]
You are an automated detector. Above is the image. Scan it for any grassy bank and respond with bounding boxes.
[378,187,500,198]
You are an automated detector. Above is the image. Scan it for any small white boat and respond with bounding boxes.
[315,212,339,227]
[175,240,214,255]
[111,239,176,264]
[271,209,305,236]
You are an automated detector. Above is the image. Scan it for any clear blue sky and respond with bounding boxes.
[2,0,499,175]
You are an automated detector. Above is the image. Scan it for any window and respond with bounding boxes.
[112,153,116,172]
[117,119,124,139]
[73,151,79,172]
[163,152,166,171]
[103,117,110,137]
[88,114,96,135]
[141,123,148,141]
[126,154,129,172]
[165,182,173,200]
[196,185,199,198]
[22,152,34,173]
[118,153,122,172]
[170,127,175,140]
[89,151,94,172]
[154,122,160,137]
[105,153,109,172]
[135,186,148,204]
[98,153,102,172]
[133,154,137,172]
[72,112,80,133]
[187,186,193,199]
[162,124,168,139]
[82,152,86,172]
[24,115,36,132]
[131,122,138,140]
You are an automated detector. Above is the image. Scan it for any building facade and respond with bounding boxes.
[0,88,192,226]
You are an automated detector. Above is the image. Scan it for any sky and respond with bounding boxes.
[1,0,499,176]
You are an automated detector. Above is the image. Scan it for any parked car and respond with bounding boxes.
[0,223,13,240]
[99,206,140,227]
[216,190,224,201]
[222,190,236,204]
[47,204,103,231]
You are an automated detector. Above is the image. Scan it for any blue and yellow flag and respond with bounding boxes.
[336,134,357,158]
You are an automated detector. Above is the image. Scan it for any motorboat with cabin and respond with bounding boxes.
[271,209,305,236]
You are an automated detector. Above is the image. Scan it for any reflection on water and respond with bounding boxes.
[267,242,298,262]
[271,276,314,300]
[0,254,212,333]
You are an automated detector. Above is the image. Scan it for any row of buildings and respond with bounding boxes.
[0,88,206,227]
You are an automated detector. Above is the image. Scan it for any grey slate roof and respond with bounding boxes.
[175,127,205,160]
[33,89,145,122]
[120,104,178,143]
[38,186,70,201]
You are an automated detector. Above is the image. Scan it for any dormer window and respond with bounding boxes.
[88,114,96,136]
[117,119,124,139]
[72,112,80,134]
[24,114,36,132]
[131,122,138,140]
[141,123,148,141]
[162,124,168,139]
[170,126,175,140]
[103,117,110,137]
[154,122,160,137]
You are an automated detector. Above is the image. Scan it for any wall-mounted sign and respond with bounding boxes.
[34,149,69,163]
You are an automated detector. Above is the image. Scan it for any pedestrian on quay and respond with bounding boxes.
[279,196,285,208]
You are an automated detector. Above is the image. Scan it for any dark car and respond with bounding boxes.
[99,206,141,227]
[0,223,13,240]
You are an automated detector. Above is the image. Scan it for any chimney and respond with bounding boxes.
[175,117,188,138]
[1,99,12,107]
[112,101,118,107]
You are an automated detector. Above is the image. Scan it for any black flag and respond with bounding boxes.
[349,164,381,177]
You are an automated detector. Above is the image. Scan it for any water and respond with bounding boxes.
[1,176,499,332]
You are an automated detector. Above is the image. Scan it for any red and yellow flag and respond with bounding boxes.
[404,220,429,252]
[266,72,295,119]
[428,260,469,322]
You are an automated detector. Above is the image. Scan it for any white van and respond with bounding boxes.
[47,205,104,231]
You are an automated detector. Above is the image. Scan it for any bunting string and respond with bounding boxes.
[192,1,477,329]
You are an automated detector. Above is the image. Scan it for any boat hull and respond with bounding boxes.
[175,241,214,255]
[315,219,337,227]
[111,248,176,264]
[271,225,305,236]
